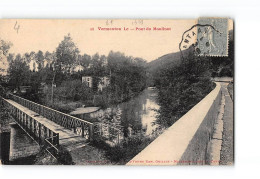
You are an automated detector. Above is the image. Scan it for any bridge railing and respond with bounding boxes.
[8,94,123,145]
[8,93,94,141]
[1,97,59,152]
[45,136,59,159]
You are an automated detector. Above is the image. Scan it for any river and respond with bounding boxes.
[115,87,160,137]
[71,87,161,139]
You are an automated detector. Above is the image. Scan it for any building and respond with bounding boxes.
[82,76,93,87]
[82,76,110,90]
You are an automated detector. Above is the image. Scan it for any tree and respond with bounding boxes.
[7,54,31,90]
[38,51,55,85]
[22,51,37,71]
[56,34,80,72]
[7,53,14,63]
[0,40,12,60]
[106,51,147,103]
[79,54,91,69]
[154,51,214,128]
[44,51,57,69]
[24,52,31,64]
[0,39,12,74]
[36,50,44,70]
[0,39,12,95]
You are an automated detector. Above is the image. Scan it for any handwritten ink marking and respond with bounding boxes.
[14,21,20,34]
[106,20,113,26]
[131,20,143,26]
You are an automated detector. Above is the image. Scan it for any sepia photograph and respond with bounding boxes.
[0,18,234,165]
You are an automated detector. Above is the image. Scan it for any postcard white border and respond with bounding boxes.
[1,0,260,179]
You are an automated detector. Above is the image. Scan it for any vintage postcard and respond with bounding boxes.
[0,18,234,165]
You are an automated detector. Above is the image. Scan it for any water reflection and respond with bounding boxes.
[71,88,160,139]
[117,87,159,137]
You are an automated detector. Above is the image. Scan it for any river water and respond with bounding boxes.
[116,87,160,137]
[71,87,161,139]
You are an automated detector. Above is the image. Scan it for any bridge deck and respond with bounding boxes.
[6,99,87,147]
[6,99,111,164]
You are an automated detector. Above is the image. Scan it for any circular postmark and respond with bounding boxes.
[179,18,228,59]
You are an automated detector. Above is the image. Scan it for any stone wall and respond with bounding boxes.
[9,123,40,161]
[127,83,222,166]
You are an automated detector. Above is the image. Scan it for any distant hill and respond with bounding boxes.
[147,47,192,74]
[148,29,233,71]
[146,29,234,86]
[146,47,193,86]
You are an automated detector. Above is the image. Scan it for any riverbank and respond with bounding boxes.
[88,87,161,164]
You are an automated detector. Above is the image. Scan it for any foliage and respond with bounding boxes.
[153,51,215,128]
[56,147,73,165]
[0,39,12,79]
[7,54,31,90]
[148,30,234,129]
[92,134,153,164]
[35,50,45,70]
[7,53,15,63]
[78,54,91,69]
[107,51,147,103]
[3,34,147,113]
[49,79,93,101]
[0,104,14,132]
[0,39,12,57]
[56,34,80,72]
[208,31,234,77]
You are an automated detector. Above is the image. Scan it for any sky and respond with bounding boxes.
[0,19,233,62]
[0,19,197,62]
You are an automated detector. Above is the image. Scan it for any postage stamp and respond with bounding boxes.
[179,18,229,57]
[197,18,229,57]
